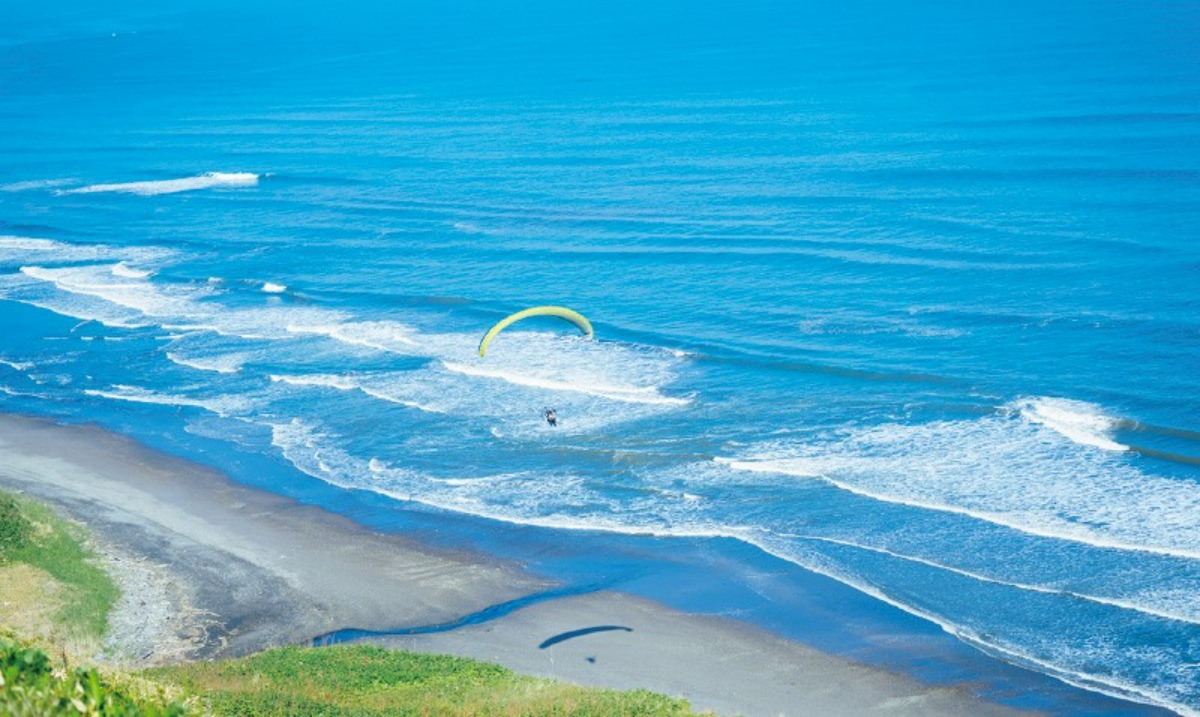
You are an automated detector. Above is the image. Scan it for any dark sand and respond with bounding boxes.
[0,413,1031,715]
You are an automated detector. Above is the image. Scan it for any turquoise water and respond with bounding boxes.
[2,1,1199,712]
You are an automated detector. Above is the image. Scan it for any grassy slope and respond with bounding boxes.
[149,644,697,716]
[0,491,118,644]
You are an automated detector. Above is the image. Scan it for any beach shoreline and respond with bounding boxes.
[0,411,1038,715]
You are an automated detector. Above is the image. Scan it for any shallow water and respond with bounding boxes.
[2,0,1198,713]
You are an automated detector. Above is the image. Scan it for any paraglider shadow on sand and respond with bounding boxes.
[538,625,633,649]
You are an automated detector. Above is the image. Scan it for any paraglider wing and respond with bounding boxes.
[478,306,594,357]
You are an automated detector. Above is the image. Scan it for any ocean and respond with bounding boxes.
[2,0,1198,713]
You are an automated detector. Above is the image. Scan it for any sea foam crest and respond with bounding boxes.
[61,172,259,196]
[716,398,1200,561]
[745,533,1199,716]
[1013,396,1126,451]
[285,321,419,352]
[1,236,171,268]
[20,265,209,323]
[442,361,689,406]
[266,417,730,540]
[112,262,152,279]
[83,384,246,417]
[164,352,242,375]
[0,179,75,192]
[0,358,35,372]
[13,261,347,341]
[269,372,443,413]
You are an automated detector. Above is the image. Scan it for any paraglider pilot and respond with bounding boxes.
[545,409,558,427]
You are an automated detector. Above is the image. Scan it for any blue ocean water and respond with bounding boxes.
[2,0,1199,712]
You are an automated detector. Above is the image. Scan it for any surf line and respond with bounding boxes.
[309,581,612,647]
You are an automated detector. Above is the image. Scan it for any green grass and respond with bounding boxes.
[148,644,700,716]
[0,490,119,641]
[0,492,32,558]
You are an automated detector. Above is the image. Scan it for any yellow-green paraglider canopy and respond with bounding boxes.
[478,306,593,357]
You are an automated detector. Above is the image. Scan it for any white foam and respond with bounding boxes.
[61,172,259,196]
[266,417,723,541]
[269,373,358,391]
[716,398,1200,562]
[12,261,348,342]
[112,262,152,279]
[20,265,209,321]
[0,236,61,251]
[83,385,243,416]
[164,352,241,375]
[791,534,1200,625]
[269,372,443,414]
[286,321,419,351]
[1015,396,1127,451]
[1,237,171,268]
[796,310,966,339]
[5,295,151,330]
[746,537,1196,717]
[262,282,287,294]
[452,221,484,234]
[357,385,443,414]
[0,358,34,372]
[443,360,690,406]
[0,179,75,192]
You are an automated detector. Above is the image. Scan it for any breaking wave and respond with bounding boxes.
[60,172,260,196]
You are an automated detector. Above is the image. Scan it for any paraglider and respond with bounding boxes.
[477,305,593,357]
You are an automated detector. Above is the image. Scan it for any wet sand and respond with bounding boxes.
[0,412,1030,715]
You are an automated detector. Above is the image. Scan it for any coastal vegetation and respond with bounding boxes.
[0,635,185,716]
[0,491,118,648]
[0,489,698,715]
[149,644,695,716]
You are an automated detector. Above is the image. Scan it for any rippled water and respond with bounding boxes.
[2,0,1198,712]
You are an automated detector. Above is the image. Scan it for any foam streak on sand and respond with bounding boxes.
[61,172,259,196]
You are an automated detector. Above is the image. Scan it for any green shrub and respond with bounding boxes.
[0,493,31,559]
[0,638,187,716]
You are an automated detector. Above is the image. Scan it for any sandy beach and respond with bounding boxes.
[0,412,1031,716]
